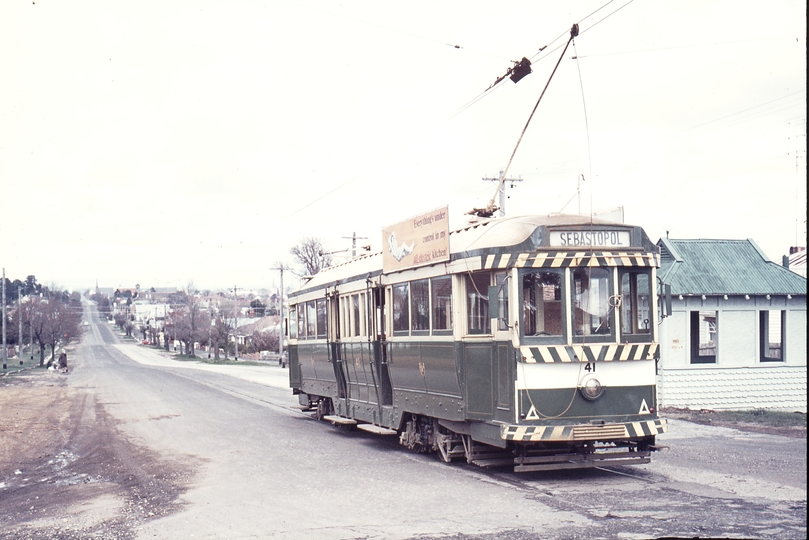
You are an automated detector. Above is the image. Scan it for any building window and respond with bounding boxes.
[522,270,563,337]
[466,273,491,335]
[760,310,785,362]
[690,310,717,364]
[392,283,410,334]
[431,276,452,332]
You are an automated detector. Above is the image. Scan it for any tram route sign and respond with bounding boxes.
[549,230,631,248]
[382,206,450,273]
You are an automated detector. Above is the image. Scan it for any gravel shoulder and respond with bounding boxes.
[661,407,807,439]
[0,368,193,539]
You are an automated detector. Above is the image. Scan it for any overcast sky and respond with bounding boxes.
[1,0,805,293]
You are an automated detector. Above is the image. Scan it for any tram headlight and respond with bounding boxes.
[580,377,604,401]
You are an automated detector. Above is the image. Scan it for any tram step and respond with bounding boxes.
[514,456,651,472]
[356,424,398,436]
[517,450,651,466]
[471,457,516,468]
[323,415,357,426]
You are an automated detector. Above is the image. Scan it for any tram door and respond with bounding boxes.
[327,292,347,399]
[371,286,393,406]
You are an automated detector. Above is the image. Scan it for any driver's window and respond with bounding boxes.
[522,270,563,337]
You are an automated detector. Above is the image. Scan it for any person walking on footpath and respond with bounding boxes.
[58,351,68,373]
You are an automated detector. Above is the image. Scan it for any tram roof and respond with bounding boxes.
[292,213,642,296]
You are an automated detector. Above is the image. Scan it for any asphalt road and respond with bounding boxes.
[2,302,805,539]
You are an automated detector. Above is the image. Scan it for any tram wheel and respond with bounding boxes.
[315,398,333,421]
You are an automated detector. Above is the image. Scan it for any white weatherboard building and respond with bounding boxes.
[656,238,807,412]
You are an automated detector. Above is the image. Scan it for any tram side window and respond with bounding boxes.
[352,294,361,337]
[620,270,652,335]
[289,306,298,339]
[522,270,562,337]
[573,268,612,337]
[467,272,491,335]
[496,272,509,331]
[392,283,410,334]
[359,292,367,337]
[298,303,307,340]
[306,301,316,339]
[316,298,327,339]
[411,279,430,333]
[431,276,452,332]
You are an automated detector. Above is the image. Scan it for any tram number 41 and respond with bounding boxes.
[584,362,596,372]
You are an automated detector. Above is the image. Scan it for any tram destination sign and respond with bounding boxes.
[382,206,450,273]
[549,230,631,248]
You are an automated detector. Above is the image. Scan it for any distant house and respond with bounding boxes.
[656,238,807,411]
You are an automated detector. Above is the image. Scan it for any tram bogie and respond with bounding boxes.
[287,214,668,472]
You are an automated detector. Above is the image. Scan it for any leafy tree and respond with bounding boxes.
[290,237,332,276]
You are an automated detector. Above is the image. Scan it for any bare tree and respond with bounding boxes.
[290,237,332,276]
[249,330,279,354]
[26,296,82,366]
[173,302,208,357]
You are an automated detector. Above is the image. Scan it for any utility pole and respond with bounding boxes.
[274,265,286,364]
[18,285,23,364]
[2,268,7,370]
[231,285,239,360]
[342,232,369,258]
[482,171,522,217]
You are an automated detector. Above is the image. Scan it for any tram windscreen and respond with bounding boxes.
[522,270,562,336]
[572,268,611,336]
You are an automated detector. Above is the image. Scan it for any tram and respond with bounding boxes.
[287,212,667,472]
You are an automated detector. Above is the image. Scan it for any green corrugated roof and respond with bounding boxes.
[657,238,806,295]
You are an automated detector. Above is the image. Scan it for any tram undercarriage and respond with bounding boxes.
[302,396,657,473]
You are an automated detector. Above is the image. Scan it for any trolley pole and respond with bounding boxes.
[482,172,522,217]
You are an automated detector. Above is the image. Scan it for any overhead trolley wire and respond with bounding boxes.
[450,0,633,120]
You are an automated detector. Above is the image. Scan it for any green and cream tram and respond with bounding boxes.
[287,213,667,472]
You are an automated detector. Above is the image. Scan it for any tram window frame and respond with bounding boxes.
[338,297,347,338]
[431,275,453,335]
[690,310,717,364]
[392,283,410,335]
[351,294,361,337]
[495,271,509,331]
[466,272,492,335]
[759,310,785,362]
[520,268,565,343]
[410,279,430,335]
[316,298,327,339]
[289,305,298,339]
[359,292,367,337]
[304,301,315,340]
[572,267,615,342]
[619,269,653,342]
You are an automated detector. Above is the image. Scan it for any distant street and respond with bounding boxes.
[1,302,805,539]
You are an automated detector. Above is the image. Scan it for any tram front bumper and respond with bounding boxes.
[502,418,668,443]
